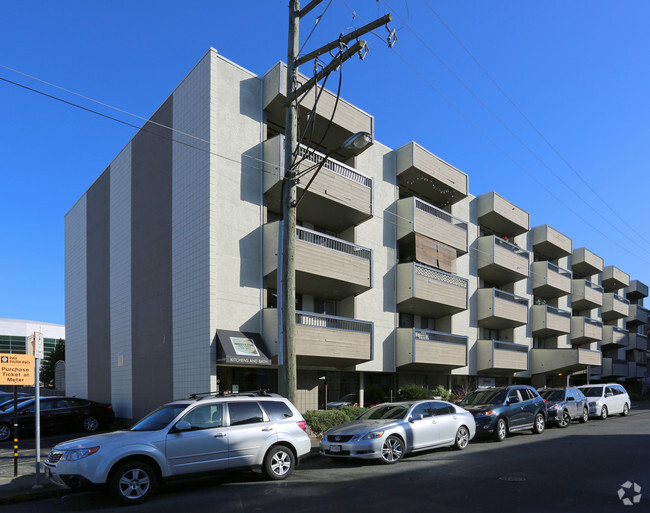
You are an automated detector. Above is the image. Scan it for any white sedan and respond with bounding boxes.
[320,400,476,464]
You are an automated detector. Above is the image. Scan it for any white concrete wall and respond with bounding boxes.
[172,51,213,399]
[64,196,88,397]
[109,144,133,418]
[0,318,65,339]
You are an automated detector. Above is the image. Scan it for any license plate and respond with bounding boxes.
[330,445,341,453]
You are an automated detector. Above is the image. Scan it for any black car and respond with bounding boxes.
[0,396,114,442]
[538,387,588,427]
[459,385,547,441]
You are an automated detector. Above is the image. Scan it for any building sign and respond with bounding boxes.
[231,337,261,357]
[0,353,35,386]
[216,330,271,366]
[477,377,496,388]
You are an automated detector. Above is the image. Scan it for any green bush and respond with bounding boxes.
[303,409,349,435]
[339,405,366,421]
[432,385,451,401]
[397,384,432,401]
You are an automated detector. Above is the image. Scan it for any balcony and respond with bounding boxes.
[262,62,374,159]
[625,280,649,301]
[530,348,601,375]
[626,305,649,327]
[395,142,468,207]
[263,223,371,299]
[396,197,468,255]
[599,358,628,378]
[476,340,529,375]
[602,266,630,292]
[601,326,628,348]
[531,305,571,337]
[531,225,572,260]
[397,263,468,318]
[263,135,373,232]
[571,279,603,311]
[477,288,529,329]
[477,236,530,285]
[602,293,630,321]
[629,363,648,379]
[476,191,529,237]
[570,316,603,345]
[571,248,603,278]
[628,333,648,351]
[262,309,372,367]
[396,329,467,370]
[532,261,572,299]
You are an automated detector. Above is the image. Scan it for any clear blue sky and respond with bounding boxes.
[2,1,649,325]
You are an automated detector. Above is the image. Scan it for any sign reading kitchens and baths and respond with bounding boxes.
[0,353,35,386]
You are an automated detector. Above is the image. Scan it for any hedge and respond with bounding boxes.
[303,406,367,435]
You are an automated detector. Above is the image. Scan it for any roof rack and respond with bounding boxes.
[188,389,278,401]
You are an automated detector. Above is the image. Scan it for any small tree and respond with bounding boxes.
[397,384,431,401]
[41,340,64,388]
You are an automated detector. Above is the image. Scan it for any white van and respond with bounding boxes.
[578,383,631,419]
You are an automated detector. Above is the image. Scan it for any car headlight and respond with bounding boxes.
[360,431,384,440]
[61,447,100,461]
[548,404,559,411]
[475,410,496,418]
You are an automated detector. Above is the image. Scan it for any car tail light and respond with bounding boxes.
[105,405,113,411]
[297,420,307,433]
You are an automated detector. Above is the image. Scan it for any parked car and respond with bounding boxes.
[538,387,588,427]
[0,392,31,404]
[459,385,547,441]
[0,396,114,442]
[326,393,358,409]
[320,400,476,464]
[0,395,33,412]
[578,383,631,419]
[44,391,311,504]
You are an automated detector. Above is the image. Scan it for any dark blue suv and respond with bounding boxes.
[459,386,547,441]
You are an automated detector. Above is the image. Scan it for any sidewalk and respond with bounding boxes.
[0,434,322,505]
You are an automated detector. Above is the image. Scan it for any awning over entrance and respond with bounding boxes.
[216,330,271,366]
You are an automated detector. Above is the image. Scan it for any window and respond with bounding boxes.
[508,390,521,404]
[566,391,575,401]
[431,402,454,415]
[399,313,414,329]
[260,401,293,421]
[181,404,223,430]
[228,402,264,426]
[411,402,433,418]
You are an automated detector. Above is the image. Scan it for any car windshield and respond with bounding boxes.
[2,399,36,413]
[130,404,188,431]
[358,404,409,420]
[539,390,564,401]
[460,389,507,406]
[0,398,31,412]
[580,387,603,398]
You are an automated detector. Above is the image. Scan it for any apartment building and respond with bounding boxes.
[64,49,649,420]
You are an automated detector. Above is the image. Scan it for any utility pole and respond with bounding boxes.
[279,1,393,405]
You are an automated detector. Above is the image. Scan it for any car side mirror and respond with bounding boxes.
[173,420,192,432]
[606,392,613,397]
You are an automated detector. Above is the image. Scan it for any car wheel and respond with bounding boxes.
[109,461,157,505]
[0,423,11,442]
[454,426,470,450]
[532,413,545,434]
[263,445,295,480]
[380,435,404,464]
[494,418,507,442]
[600,405,608,420]
[620,403,629,417]
[579,407,588,424]
[557,410,571,428]
[82,416,100,432]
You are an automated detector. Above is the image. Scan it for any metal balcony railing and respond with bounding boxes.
[495,236,530,259]
[413,329,467,346]
[583,317,603,328]
[583,279,603,292]
[295,311,373,333]
[296,145,373,188]
[494,289,529,307]
[297,226,371,260]
[493,340,529,353]
[414,198,468,231]
[545,305,571,318]
[612,293,631,305]
[546,261,572,279]
[414,263,468,289]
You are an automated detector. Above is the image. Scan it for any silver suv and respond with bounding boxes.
[578,383,631,419]
[44,391,311,504]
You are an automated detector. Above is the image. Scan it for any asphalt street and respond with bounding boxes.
[1,405,648,513]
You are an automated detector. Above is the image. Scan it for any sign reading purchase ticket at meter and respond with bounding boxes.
[216,330,271,365]
[0,353,35,385]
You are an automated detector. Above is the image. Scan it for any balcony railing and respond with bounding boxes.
[602,326,629,347]
[297,226,371,261]
[414,198,468,231]
[478,288,529,329]
[495,236,530,259]
[398,263,468,318]
[296,311,373,333]
[296,145,373,188]
[414,263,469,289]
[478,236,530,284]
[477,339,529,374]
[496,289,529,306]
[396,328,467,369]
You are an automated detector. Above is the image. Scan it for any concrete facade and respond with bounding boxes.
[64,49,649,420]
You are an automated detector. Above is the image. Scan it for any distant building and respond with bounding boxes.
[0,318,65,356]
[64,49,649,422]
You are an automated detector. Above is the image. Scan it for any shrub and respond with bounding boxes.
[432,385,451,401]
[397,384,431,401]
[303,409,349,435]
[339,405,366,421]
